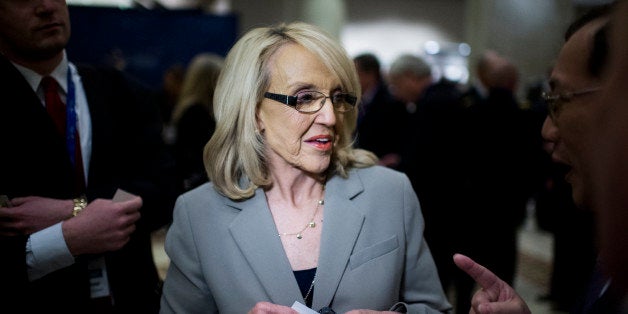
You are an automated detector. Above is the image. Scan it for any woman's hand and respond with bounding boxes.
[247,302,298,314]
[453,253,531,314]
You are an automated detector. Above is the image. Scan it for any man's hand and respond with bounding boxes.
[453,253,531,314]
[0,196,73,236]
[62,197,142,256]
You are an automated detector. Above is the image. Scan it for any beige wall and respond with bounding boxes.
[230,0,345,37]
[464,0,575,97]
[346,0,465,42]
[229,0,583,98]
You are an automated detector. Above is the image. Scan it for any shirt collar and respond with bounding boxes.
[11,51,69,94]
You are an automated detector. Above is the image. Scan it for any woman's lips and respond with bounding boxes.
[306,135,333,150]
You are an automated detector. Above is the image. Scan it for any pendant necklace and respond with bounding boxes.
[278,185,325,239]
[304,273,316,304]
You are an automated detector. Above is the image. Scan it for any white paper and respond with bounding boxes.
[112,188,137,203]
[291,301,318,314]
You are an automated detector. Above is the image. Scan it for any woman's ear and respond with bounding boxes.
[255,112,265,134]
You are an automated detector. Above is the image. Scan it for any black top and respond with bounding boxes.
[294,268,317,307]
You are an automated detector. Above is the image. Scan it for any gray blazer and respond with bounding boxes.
[160,166,452,313]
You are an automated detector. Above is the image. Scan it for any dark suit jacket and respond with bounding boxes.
[0,55,178,313]
[355,83,408,163]
[173,102,215,191]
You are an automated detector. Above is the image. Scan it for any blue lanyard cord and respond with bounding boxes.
[65,67,78,167]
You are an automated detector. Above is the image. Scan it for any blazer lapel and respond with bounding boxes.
[228,191,304,306]
[77,65,113,147]
[313,172,365,310]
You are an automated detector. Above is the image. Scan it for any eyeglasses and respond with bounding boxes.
[264,90,357,113]
[541,87,601,119]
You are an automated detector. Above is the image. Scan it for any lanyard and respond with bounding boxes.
[65,67,78,168]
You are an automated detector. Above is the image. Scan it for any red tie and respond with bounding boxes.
[41,76,86,193]
[42,76,66,135]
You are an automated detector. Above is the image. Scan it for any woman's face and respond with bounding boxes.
[257,43,345,176]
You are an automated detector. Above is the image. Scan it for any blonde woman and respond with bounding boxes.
[160,22,451,314]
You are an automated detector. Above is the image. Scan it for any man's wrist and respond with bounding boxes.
[71,196,87,217]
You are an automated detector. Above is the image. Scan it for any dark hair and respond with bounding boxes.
[565,3,614,78]
[590,23,609,77]
[353,53,381,80]
[565,3,614,41]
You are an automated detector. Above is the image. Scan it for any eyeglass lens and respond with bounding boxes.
[295,91,353,112]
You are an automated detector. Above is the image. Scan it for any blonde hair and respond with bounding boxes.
[171,53,224,125]
[205,22,377,200]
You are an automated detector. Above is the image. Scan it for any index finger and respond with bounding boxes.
[453,253,501,290]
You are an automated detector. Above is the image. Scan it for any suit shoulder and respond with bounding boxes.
[177,182,221,206]
[351,166,410,187]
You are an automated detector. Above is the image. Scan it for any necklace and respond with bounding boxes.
[278,185,325,240]
[304,273,316,303]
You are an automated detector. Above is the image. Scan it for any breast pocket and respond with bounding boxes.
[348,235,399,270]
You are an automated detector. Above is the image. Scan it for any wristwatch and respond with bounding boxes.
[72,196,88,217]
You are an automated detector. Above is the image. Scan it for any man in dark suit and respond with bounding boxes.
[353,53,408,169]
[0,0,177,313]
[387,53,471,313]
[591,0,628,307]
[453,4,625,314]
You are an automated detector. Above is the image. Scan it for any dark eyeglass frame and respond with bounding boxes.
[541,87,601,120]
[264,90,357,113]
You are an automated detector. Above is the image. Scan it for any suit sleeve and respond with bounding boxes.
[160,195,218,313]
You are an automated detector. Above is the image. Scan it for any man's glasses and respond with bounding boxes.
[541,87,601,120]
[264,90,357,113]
